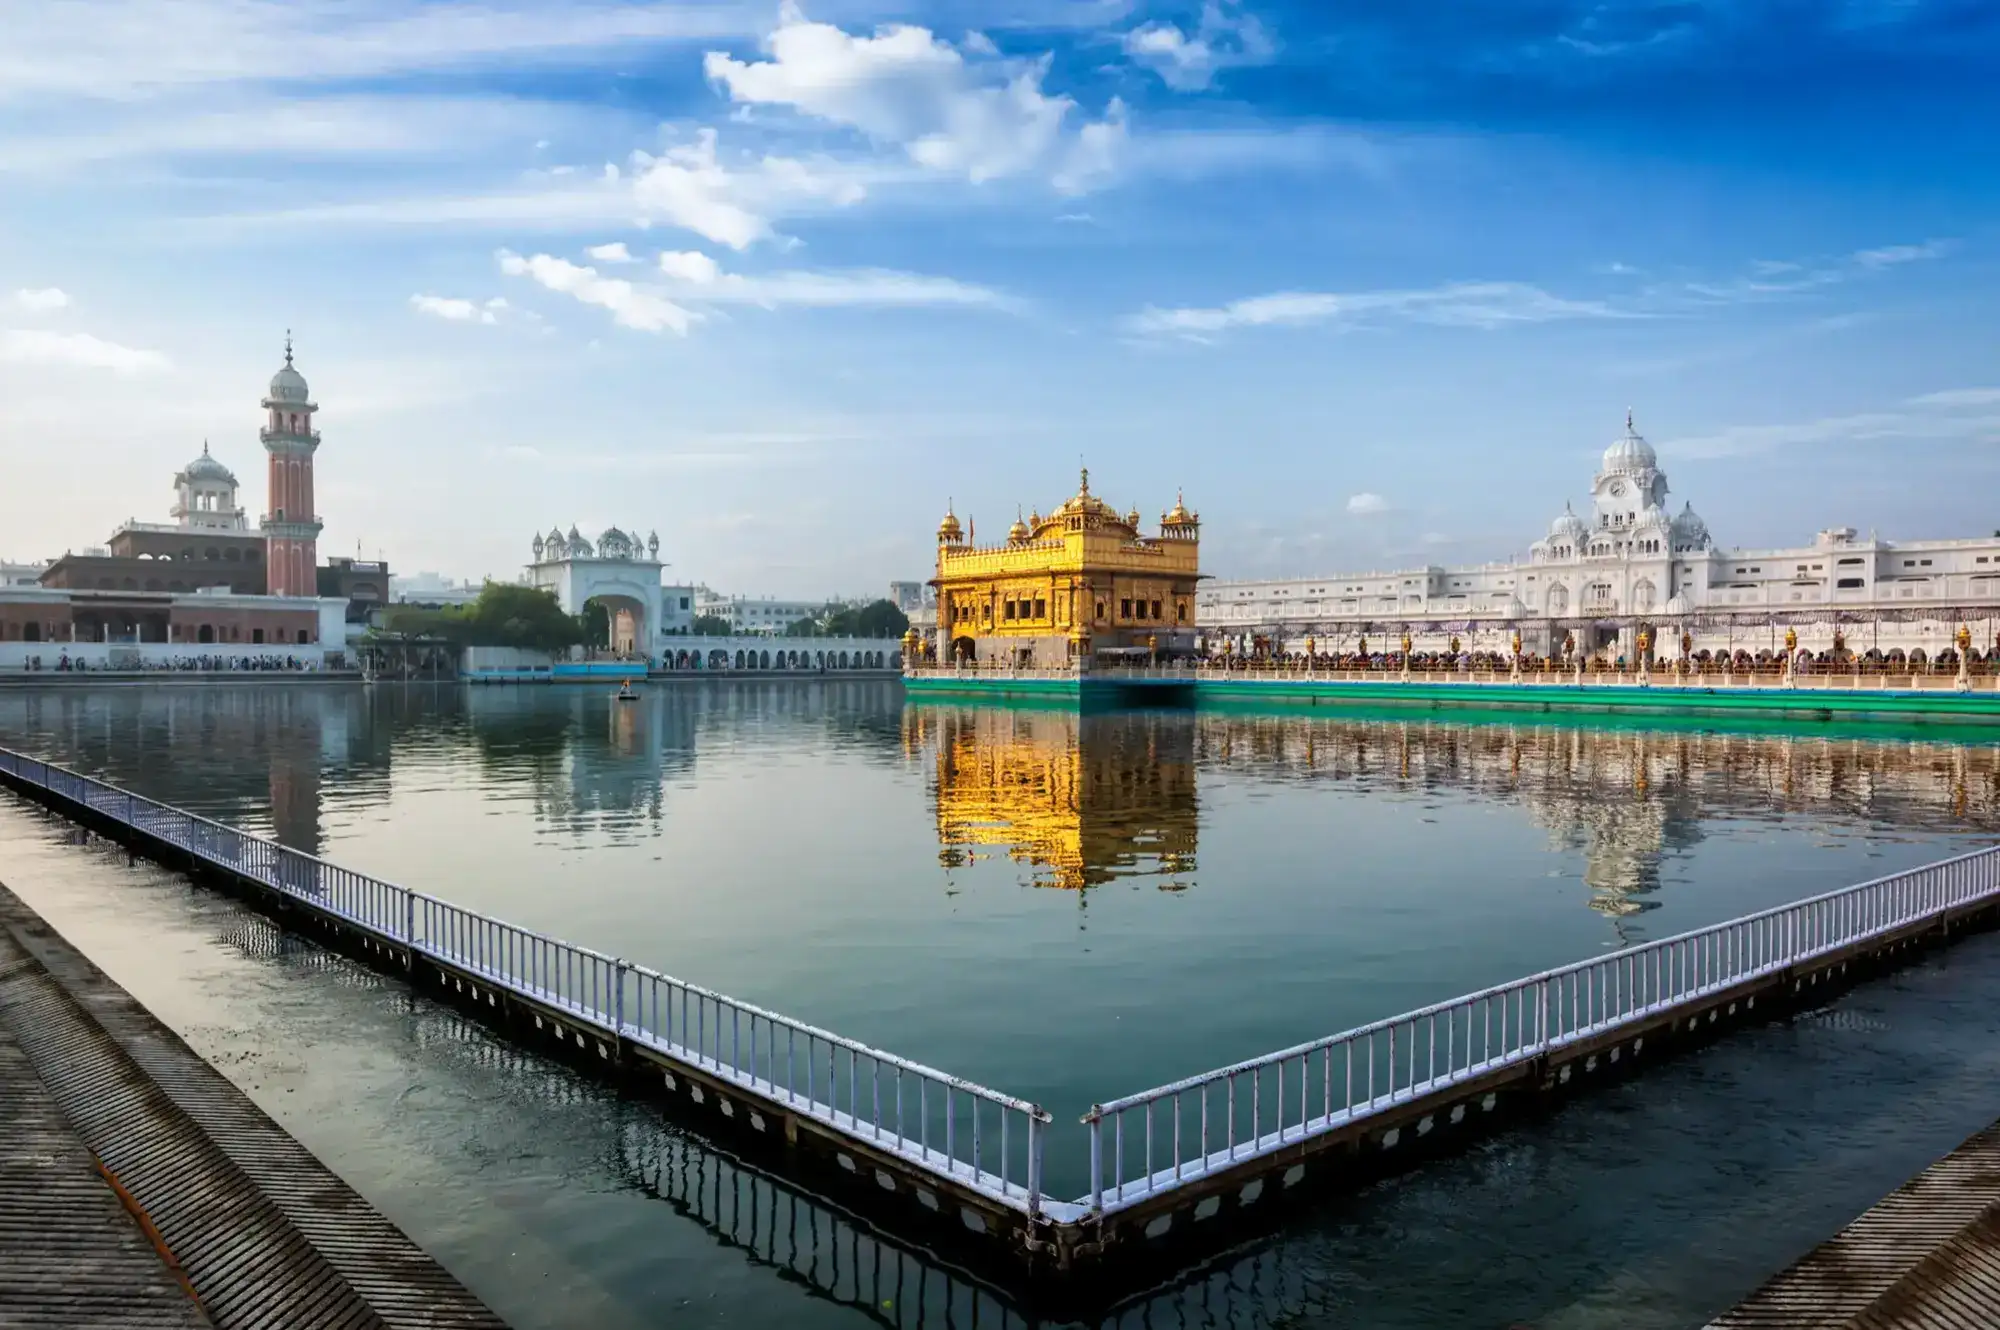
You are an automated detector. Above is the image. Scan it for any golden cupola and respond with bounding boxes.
[1160,489,1200,538]
[1008,508,1031,544]
[938,502,964,545]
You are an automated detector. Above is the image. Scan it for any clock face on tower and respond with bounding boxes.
[1609,481,1626,498]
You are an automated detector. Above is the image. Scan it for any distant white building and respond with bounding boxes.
[0,561,48,588]
[694,588,833,635]
[890,579,937,630]
[393,571,484,607]
[525,525,694,653]
[1199,412,2000,662]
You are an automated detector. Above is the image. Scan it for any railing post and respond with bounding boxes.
[1087,1109,1104,1215]
[1537,977,1551,1050]
[615,960,628,1034]
[1027,1113,1045,1219]
[404,891,416,952]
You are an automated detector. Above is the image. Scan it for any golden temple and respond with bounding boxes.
[923,469,1201,668]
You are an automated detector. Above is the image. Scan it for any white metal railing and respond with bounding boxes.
[3,740,1997,1230]
[0,745,1049,1217]
[1078,843,2000,1215]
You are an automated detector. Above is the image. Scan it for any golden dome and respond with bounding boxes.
[1008,508,1030,543]
[1038,467,1135,536]
[1162,489,1198,527]
[937,502,963,543]
[1125,506,1141,527]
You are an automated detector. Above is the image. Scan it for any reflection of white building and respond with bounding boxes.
[1200,413,2000,660]
[527,526,694,653]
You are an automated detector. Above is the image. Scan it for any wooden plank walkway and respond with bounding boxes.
[0,880,507,1330]
[1712,1116,2000,1328]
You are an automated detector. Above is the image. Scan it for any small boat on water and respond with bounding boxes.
[616,680,638,701]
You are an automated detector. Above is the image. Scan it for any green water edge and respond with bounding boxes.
[903,673,2000,731]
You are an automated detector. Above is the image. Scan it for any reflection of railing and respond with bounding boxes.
[0,745,1048,1222]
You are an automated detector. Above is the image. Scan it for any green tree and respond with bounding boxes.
[823,599,909,638]
[691,614,733,636]
[377,584,585,651]
[784,617,821,637]
[580,598,610,649]
[465,583,587,651]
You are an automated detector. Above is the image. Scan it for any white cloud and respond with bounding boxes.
[0,328,167,371]
[506,245,1015,328]
[1909,387,2000,409]
[1346,492,1389,516]
[1127,280,1627,339]
[628,128,868,249]
[410,293,509,324]
[0,95,607,173]
[585,241,635,263]
[702,4,1126,187]
[659,250,723,283]
[0,0,761,100]
[1851,239,1953,269]
[1672,239,1955,304]
[1123,1,1275,92]
[12,287,68,312]
[1661,388,2000,460]
[666,266,1017,310]
[498,250,698,334]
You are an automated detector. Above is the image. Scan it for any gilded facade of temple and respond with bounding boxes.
[927,470,1201,667]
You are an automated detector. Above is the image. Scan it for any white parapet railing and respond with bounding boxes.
[1077,842,2000,1215]
[3,741,1997,1237]
[0,744,1049,1218]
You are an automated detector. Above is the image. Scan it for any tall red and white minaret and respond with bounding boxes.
[259,332,323,597]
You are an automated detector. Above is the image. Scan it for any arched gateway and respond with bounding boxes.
[526,526,671,655]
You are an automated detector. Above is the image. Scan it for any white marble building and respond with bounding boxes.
[692,588,835,634]
[1199,413,2000,661]
[527,526,694,653]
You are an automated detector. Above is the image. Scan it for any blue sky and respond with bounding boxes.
[3,0,1997,595]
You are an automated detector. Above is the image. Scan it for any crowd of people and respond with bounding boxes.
[15,653,325,673]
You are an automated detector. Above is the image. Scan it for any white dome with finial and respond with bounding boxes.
[1548,503,1589,544]
[267,333,310,403]
[1601,408,1657,475]
[180,441,236,485]
[1672,501,1710,548]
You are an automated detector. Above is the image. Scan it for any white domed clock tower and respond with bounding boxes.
[259,333,323,597]
[1590,409,1668,533]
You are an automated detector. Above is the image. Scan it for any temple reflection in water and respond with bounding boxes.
[906,701,2000,919]
[904,705,1199,891]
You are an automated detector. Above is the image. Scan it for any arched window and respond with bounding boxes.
[1547,584,1569,615]
[24,623,41,643]
[759,650,770,669]
[197,625,214,644]
[297,628,309,644]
